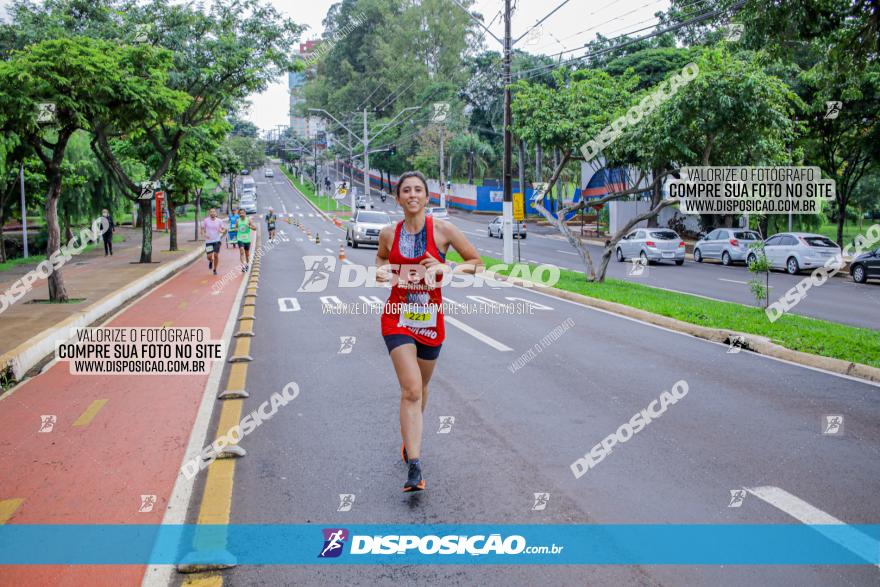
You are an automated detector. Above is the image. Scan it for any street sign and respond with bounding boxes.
[333,181,348,200]
[513,192,525,221]
[431,102,450,123]
[37,103,56,124]
[139,180,160,200]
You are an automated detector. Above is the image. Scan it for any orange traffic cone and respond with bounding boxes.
[338,243,346,261]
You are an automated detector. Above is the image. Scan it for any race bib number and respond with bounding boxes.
[398,304,437,328]
[205,243,214,253]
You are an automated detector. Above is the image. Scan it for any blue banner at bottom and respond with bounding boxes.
[0,524,878,565]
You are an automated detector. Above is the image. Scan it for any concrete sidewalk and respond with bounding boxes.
[0,223,199,372]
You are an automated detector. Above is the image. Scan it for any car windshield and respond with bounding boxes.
[357,212,390,223]
[803,236,837,248]
[650,230,678,240]
[734,231,759,240]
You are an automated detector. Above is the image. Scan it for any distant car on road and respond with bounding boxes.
[694,229,762,266]
[241,169,250,175]
[347,210,391,248]
[238,196,257,215]
[355,196,374,209]
[264,169,274,178]
[427,207,448,219]
[487,216,526,239]
[750,232,841,274]
[849,248,880,283]
[616,228,686,265]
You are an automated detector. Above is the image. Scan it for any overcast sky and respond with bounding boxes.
[247,0,673,131]
[0,0,674,131]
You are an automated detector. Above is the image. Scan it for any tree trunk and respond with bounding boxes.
[647,167,663,228]
[168,195,178,251]
[194,189,201,241]
[139,199,153,262]
[517,139,526,208]
[0,221,5,263]
[45,169,68,302]
[836,201,846,246]
[467,152,474,184]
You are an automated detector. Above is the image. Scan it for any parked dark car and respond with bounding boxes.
[850,248,880,283]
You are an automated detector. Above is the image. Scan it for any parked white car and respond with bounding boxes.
[616,228,686,265]
[749,232,841,274]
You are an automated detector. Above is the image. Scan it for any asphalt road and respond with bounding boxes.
[176,166,880,587]
[322,165,880,330]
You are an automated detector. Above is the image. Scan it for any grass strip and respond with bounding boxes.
[446,251,880,368]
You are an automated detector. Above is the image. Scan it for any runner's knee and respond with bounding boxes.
[401,386,421,403]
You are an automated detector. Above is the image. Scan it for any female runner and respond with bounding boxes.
[376,171,482,492]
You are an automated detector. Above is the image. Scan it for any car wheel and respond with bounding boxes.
[675,259,684,266]
[616,247,624,262]
[852,264,867,283]
[747,253,757,266]
[786,256,800,275]
[640,250,651,265]
[488,229,492,237]
[520,235,526,239]
[694,248,703,263]
[352,239,359,249]
[721,251,732,266]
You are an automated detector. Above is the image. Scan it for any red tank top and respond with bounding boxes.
[380,216,445,346]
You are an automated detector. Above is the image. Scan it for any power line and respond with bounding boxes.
[517,1,742,80]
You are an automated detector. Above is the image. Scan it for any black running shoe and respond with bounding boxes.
[403,460,425,492]
[208,259,212,270]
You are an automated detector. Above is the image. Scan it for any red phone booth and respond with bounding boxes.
[155,191,167,230]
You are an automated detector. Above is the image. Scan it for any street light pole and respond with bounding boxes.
[502,0,514,263]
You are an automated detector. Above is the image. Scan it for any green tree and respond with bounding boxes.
[90,0,302,262]
[0,37,181,301]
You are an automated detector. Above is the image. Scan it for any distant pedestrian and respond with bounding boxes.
[265,207,277,242]
[201,208,226,276]
[227,207,239,248]
[236,208,257,272]
[101,209,115,256]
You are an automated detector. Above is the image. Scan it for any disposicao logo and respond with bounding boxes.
[319,528,349,558]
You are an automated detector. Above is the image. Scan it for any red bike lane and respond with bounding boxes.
[0,244,245,586]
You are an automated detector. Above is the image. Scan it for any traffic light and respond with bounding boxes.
[388,144,396,155]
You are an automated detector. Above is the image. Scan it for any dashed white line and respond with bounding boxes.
[443,315,513,352]
[746,485,880,567]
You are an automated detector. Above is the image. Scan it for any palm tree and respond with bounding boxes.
[449,133,494,184]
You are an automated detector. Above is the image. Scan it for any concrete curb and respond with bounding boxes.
[484,269,880,384]
[0,245,203,381]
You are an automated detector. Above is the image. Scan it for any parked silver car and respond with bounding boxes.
[238,196,257,215]
[347,210,391,248]
[749,232,841,274]
[616,228,686,265]
[487,216,527,239]
[694,229,762,265]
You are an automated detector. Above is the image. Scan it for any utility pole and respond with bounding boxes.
[439,130,445,208]
[19,163,28,258]
[501,0,514,263]
[363,108,370,202]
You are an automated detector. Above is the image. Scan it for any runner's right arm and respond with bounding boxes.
[375,226,394,283]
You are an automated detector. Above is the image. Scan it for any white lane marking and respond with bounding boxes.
[444,316,513,352]
[298,213,304,217]
[505,296,553,310]
[325,248,334,253]
[325,230,332,235]
[556,250,579,255]
[281,202,288,214]
[746,485,880,567]
[319,295,343,307]
[718,278,751,285]
[308,213,315,217]
[466,295,503,308]
[162,294,174,298]
[277,297,301,312]
[296,205,300,209]
[359,295,383,307]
